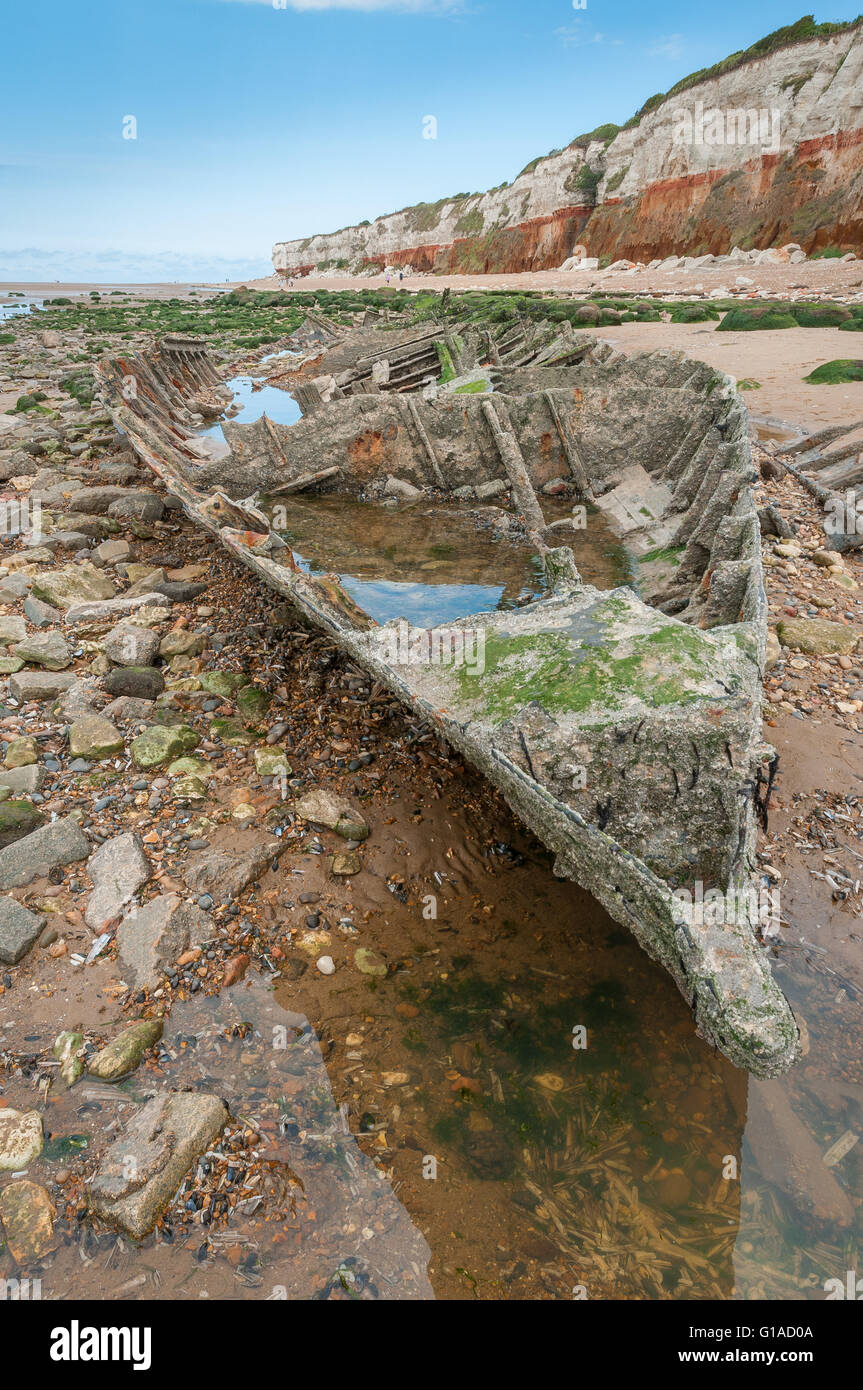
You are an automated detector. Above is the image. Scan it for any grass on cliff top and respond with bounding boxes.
[804,359,863,384]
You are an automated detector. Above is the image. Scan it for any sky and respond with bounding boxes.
[0,2,859,282]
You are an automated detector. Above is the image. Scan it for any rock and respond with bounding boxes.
[94,537,132,565]
[0,814,89,890]
[104,622,160,667]
[316,955,336,975]
[182,833,283,900]
[12,630,72,670]
[117,892,212,990]
[0,765,46,795]
[9,669,75,703]
[64,593,163,624]
[102,696,156,724]
[355,947,387,976]
[172,774,207,801]
[0,1181,56,1264]
[222,953,250,986]
[23,596,63,627]
[295,789,369,841]
[30,560,115,608]
[4,736,38,767]
[131,723,200,768]
[758,504,795,539]
[107,492,165,524]
[776,618,858,657]
[104,665,165,701]
[0,574,31,601]
[384,476,422,500]
[57,678,100,720]
[68,713,124,760]
[166,755,210,779]
[66,485,140,515]
[125,567,166,598]
[331,850,362,876]
[0,656,25,675]
[200,671,245,698]
[0,898,47,963]
[148,580,207,603]
[476,479,509,501]
[53,1031,84,1086]
[88,1019,164,1080]
[85,831,151,930]
[211,718,256,747]
[159,629,205,659]
[765,630,781,670]
[0,1109,43,1170]
[236,685,270,718]
[0,616,27,644]
[0,799,45,848]
[253,747,291,777]
[88,1093,228,1238]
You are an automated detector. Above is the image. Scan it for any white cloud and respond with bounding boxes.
[647,34,685,61]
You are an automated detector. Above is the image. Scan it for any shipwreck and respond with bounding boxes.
[95,310,800,1077]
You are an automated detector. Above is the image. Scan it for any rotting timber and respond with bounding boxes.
[95,316,801,1078]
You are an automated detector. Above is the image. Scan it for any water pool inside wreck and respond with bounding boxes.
[35,313,856,1301]
[2,742,858,1301]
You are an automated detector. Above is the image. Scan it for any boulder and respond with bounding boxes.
[0,814,89,889]
[11,630,72,670]
[295,789,369,841]
[182,834,284,900]
[776,618,859,657]
[0,765,46,795]
[103,666,165,701]
[30,560,115,609]
[107,492,165,524]
[84,831,151,930]
[117,893,211,990]
[0,1181,56,1264]
[103,622,160,667]
[0,800,45,849]
[87,1019,163,1081]
[68,713,124,760]
[0,898,47,963]
[9,669,75,703]
[131,723,199,768]
[88,1092,228,1238]
[0,1109,43,1171]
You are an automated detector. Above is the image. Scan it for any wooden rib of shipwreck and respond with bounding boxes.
[95,319,801,1078]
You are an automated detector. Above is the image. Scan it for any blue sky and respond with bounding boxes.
[0,2,859,281]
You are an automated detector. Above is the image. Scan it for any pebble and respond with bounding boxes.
[316,955,336,975]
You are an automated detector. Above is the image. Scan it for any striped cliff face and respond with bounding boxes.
[273,24,863,277]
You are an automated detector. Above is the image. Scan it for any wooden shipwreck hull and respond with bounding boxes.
[95,320,800,1077]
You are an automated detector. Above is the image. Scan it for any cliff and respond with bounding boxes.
[273,17,863,278]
